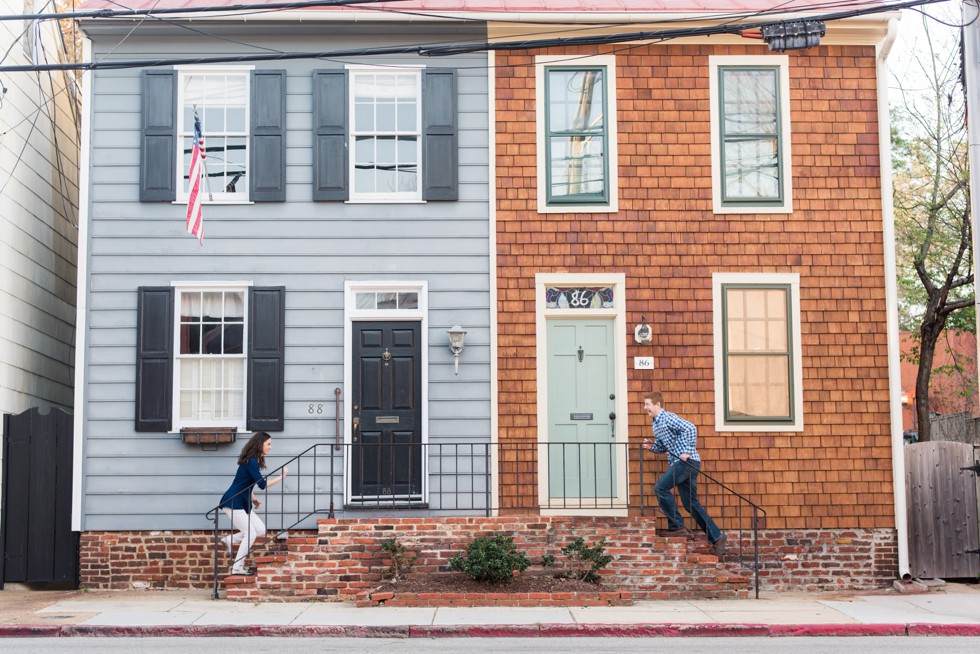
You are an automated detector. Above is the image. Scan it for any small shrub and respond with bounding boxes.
[449,534,530,583]
[380,538,415,581]
[560,537,613,583]
[541,553,556,568]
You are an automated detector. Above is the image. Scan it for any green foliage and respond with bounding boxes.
[380,538,415,581]
[449,534,530,584]
[558,537,613,584]
[541,554,556,568]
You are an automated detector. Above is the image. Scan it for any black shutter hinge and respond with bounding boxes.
[959,461,980,475]
[965,549,980,556]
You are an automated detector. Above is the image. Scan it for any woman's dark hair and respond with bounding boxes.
[238,431,271,469]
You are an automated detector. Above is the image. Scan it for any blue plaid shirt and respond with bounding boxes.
[650,409,701,466]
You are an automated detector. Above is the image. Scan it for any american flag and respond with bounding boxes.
[185,110,205,243]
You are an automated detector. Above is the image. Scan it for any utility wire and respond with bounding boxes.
[0,0,410,22]
[0,0,949,73]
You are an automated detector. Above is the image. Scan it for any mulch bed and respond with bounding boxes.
[373,571,605,596]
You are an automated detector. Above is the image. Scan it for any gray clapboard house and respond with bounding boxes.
[74,11,491,534]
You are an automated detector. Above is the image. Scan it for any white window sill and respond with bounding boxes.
[346,199,427,204]
[173,200,255,206]
[538,203,618,214]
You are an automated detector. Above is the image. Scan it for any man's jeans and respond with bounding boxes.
[654,459,723,543]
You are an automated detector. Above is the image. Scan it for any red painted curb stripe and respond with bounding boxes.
[907,623,980,637]
[538,623,770,637]
[0,625,62,637]
[770,624,907,637]
[410,625,541,638]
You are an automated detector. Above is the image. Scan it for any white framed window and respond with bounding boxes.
[173,284,249,431]
[712,272,803,432]
[535,55,618,214]
[176,67,251,203]
[709,55,792,214]
[349,68,423,202]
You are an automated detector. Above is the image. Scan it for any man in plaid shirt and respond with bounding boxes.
[643,390,727,556]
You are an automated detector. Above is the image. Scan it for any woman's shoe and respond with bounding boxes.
[220,535,233,555]
[230,567,255,576]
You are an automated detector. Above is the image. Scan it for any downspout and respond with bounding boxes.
[71,37,93,532]
[877,16,910,580]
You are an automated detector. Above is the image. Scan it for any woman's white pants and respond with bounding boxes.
[222,508,266,571]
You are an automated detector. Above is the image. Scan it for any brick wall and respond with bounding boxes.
[81,519,897,595]
[494,43,894,530]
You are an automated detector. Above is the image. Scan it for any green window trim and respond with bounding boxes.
[721,283,795,424]
[718,65,784,207]
[544,65,610,206]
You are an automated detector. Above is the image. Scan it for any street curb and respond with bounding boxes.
[3,622,980,638]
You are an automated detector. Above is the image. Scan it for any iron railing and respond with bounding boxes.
[206,440,765,599]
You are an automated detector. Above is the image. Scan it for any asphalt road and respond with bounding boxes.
[3,637,980,653]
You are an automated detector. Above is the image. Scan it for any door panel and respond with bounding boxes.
[546,319,617,499]
[351,321,422,501]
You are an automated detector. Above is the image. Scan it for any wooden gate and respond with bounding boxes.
[905,441,980,579]
[0,407,78,587]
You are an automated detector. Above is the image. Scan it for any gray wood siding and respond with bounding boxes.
[0,2,79,421]
[81,28,490,529]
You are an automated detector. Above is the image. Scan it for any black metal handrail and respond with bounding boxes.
[205,440,765,599]
[640,447,767,598]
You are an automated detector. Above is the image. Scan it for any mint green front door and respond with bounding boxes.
[546,318,617,499]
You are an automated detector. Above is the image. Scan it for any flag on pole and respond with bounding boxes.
[186,109,206,244]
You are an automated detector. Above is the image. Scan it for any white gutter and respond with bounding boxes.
[876,16,909,580]
[488,49,499,516]
[71,37,93,532]
[964,1,980,495]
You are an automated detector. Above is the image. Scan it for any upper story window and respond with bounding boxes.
[535,55,618,214]
[712,273,803,432]
[174,287,247,430]
[350,69,422,201]
[178,69,250,202]
[709,56,792,214]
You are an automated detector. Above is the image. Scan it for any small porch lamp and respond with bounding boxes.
[447,325,467,376]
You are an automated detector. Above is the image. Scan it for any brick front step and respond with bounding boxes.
[358,589,634,608]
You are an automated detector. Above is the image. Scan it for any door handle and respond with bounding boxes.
[352,416,360,442]
[609,412,616,439]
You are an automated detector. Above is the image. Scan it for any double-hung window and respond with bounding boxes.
[174,287,247,430]
[350,69,421,201]
[177,68,250,202]
[709,56,791,213]
[536,55,618,213]
[713,273,803,431]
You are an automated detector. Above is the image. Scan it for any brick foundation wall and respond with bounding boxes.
[80,518,897,595]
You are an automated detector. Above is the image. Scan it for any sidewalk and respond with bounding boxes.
[1,583,979,638]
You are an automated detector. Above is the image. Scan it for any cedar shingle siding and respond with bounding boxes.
[495,44,892,529]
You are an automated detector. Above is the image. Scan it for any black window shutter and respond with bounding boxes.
[312,69,348,201]
[422,68,458,201]
[139,70,177,202]
[250,70,287,202]
[247,286,285,431]
[135,287,174,431]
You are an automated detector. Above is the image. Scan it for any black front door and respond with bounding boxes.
[351,321,422,502]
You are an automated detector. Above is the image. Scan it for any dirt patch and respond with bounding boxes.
[373,570,609,595]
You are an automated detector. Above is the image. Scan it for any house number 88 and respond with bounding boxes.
[308,404,323,414]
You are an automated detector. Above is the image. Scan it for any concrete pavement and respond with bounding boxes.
[1,582,979,637]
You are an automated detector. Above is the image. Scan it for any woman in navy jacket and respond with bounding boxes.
[219,431,288,575]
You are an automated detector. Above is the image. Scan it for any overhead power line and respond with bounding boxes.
[0,0,409,22]
[0,0,947,73]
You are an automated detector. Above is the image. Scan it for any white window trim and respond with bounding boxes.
[535,55,619,214]
[709,55,793,215]
[175,65,253,205]
[347,66,424,203]
[712,272,803,432]
[343,281,429,505]
[170,281,253,433]
[534,272,628,516]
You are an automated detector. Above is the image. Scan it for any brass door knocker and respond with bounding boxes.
[382,347,392,366]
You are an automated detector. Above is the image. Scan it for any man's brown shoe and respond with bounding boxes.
[713,534,728,556]
[657,528,689,537]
